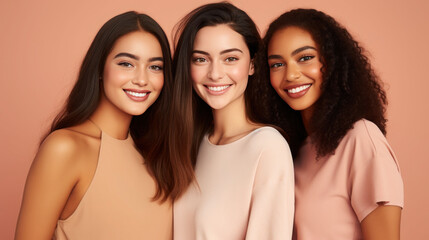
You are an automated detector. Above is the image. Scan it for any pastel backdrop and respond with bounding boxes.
[1,0,428,239]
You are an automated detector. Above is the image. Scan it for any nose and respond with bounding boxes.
[207,61,224,81]
[132,67,148,86]
[285,63,301,82]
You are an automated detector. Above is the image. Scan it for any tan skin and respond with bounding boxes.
[268,26,401,239]
[15,30,164,239]
[14,121,102,239]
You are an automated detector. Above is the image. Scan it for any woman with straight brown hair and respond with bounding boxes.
[15,11,193,240]
[172,2,294,239]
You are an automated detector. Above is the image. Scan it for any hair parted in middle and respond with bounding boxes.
[172,2,278,165]
[48,11,194,201]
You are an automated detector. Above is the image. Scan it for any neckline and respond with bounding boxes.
[205,126,274,147]
[101,130,132,142]
[88,118,130,141]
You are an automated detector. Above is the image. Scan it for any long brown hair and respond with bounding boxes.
[47,11,194,201]
[172,2,277,165]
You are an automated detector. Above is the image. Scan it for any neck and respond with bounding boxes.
[210,96,257,145]
[90,95,132,140]
[301,106,314,136]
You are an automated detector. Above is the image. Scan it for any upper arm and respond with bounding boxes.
[347,121,403,239]
[349,120,404,221]
[361,205,402,240]
[246,132,295,239]
[15,131,82,240]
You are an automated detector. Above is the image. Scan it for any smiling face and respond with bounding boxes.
[268,26,323,117]
[190,24,254,111]
[101,31,164,117]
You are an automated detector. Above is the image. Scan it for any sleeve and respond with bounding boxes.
[245,132,295,240]
[349,120,404,222]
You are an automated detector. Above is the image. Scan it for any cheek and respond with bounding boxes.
[270,72,283,90]
[309,68,321,79]
[103,66,127,89]
[304,63,322,81]
[190,65,205,84]
[152,74,164,91]
[229,62,250,83]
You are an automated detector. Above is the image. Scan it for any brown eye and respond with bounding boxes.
[225,57,238,62]
[118,62,133,67]
[192,57,207,63]
[149,65,163,71]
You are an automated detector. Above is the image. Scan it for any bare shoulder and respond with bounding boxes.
[35,126,101,170]
[15,125,101,239]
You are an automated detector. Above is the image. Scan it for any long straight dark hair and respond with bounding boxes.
[172,2,277,166]
[48,11,194,201]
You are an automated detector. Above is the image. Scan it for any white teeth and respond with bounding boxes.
[207,85,230,92]
[287,84,311,93]
[126,91,148,97]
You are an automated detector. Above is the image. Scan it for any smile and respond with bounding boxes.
[125,90,148,97]
[124,89,150,102]
[284,83,312,99]
[206,85,231,92]
[287,84,311,93]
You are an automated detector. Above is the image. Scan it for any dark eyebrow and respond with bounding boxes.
[220,48,243,55]
[192,48,243,56]
[268,54,283,60]
[291,46,316,56]
[268,46,317,60]
[192,50,209,56]
[149,57,163,62]
[114,53,163,62]
[114,52,139,60]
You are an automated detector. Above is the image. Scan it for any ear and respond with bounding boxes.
[248,59,255,76]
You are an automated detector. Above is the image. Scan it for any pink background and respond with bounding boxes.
[1,0,428,239]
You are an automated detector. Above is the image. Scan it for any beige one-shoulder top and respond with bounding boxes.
[54,131,172,240]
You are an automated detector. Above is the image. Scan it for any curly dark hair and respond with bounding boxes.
[263,8,388,158]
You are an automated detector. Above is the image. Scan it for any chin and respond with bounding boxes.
[126,107,150,116]
[206,101,229,110]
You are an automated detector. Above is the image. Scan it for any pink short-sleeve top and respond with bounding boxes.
[293,119,404,240]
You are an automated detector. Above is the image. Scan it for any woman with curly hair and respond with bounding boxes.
[172,2,294,239]
[263,8,404,240]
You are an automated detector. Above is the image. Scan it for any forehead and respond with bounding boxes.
[109,31,162,56]
[268,26,317,54]
[193,24,248,52]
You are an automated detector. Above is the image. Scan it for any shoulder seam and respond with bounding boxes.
[361,120,378,155]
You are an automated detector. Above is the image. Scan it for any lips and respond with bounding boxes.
[284,84,311,98]
[204,84,232,95]
[124,89,150,102]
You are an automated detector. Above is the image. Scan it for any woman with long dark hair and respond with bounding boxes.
[15,11,193,239]
[172,2,294,239]
[264,8,404,240]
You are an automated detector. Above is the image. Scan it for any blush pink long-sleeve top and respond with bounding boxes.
[174,127,295,240]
